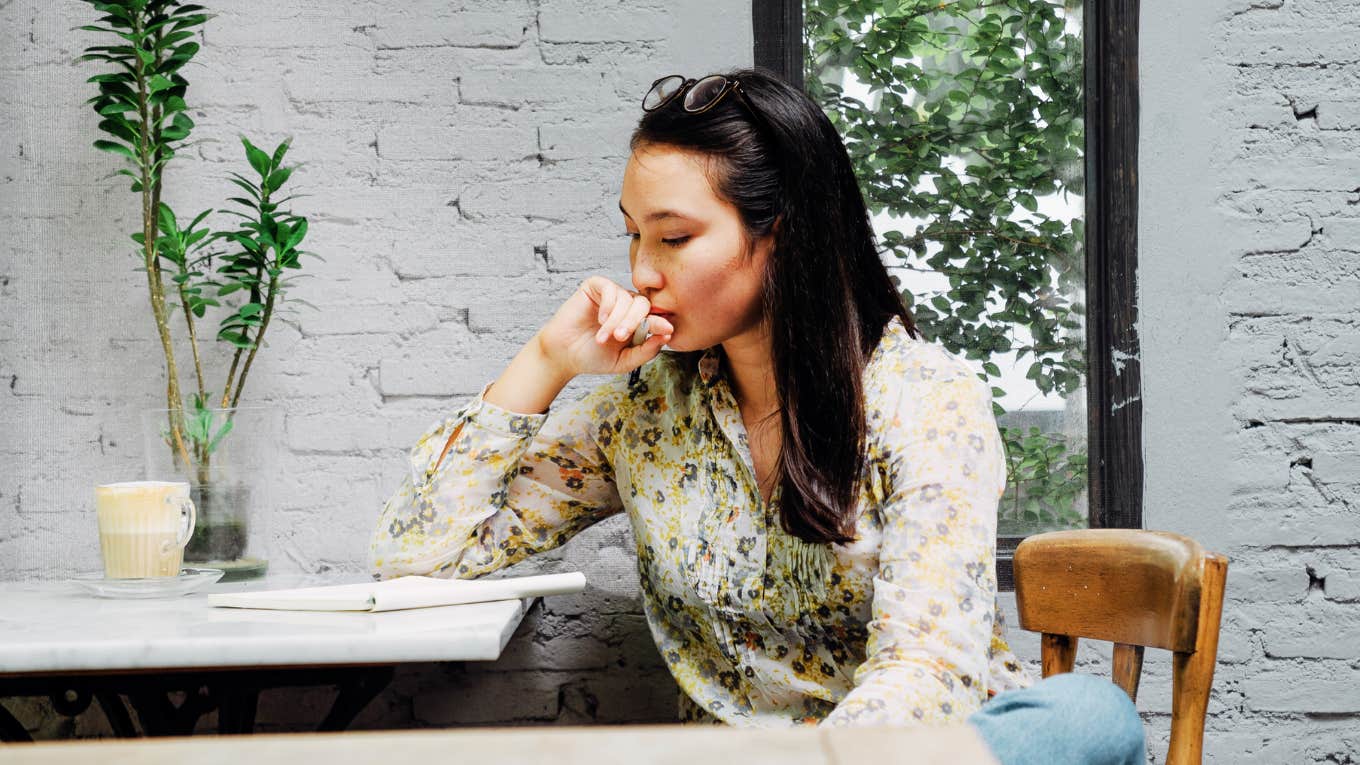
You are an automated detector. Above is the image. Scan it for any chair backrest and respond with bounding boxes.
[1013,529,1228,765]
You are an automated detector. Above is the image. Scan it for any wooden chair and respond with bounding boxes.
[1013,529,1228,765]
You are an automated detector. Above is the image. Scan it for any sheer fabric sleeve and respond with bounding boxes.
[369,379,624,580]
[821,371,1007,727]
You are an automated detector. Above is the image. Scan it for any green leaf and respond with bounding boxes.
[271,138,292,166]
[225,175,262,201]
[264,166,292,194]
[171,41,200,60]
[93,139,136,160]
[216,329,255,349]
[206,417,234,454]
[85,72,133,85]
[282,218,308,250]
[158,29,197,48]
[188,208,213,230]
[147,73,173,94]
[97,101,137,116]
[242,136,272,177]
[97,116,139,144]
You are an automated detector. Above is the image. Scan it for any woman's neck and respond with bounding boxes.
[720,326,778,419]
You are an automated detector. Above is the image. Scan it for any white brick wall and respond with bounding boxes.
[1139,0,1360,761]
[1,0,749,734]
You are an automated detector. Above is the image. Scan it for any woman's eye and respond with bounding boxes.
[622,233,690,248]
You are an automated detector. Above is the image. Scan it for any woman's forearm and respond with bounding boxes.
[483,332,575,414]
[429,334,572,475]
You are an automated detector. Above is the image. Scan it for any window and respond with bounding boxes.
[754,0,1141,588]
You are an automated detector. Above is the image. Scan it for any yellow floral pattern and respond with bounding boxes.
[370,316,1033,727]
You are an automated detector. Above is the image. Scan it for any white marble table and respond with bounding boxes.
[0,573,540,739]
[0,573,535,674]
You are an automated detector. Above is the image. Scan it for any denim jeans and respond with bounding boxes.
[967,672,1147,765]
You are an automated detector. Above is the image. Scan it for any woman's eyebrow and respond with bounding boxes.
[618,200,695,223]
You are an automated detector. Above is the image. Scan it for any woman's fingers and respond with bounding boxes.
[644,314,674,337]
[622,326,671,361]
[614,295,653,343]
[596,291,635,343]
[594,280,618,325]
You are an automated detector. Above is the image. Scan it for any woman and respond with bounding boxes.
[371,68,1144,764]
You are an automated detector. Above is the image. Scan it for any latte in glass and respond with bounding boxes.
[95,481,197,579]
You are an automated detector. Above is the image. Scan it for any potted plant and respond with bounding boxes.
[75,1,317,577]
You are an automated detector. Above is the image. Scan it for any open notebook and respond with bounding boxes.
[207,571,586,613]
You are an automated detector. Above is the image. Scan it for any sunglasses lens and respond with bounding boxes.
[684,75,728,112]
[644,75,686,111]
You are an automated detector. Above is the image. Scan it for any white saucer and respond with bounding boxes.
[71,568,226,599]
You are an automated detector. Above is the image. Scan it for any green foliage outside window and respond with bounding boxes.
[803,0,1087,532]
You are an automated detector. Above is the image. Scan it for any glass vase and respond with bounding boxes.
[140,404,278,581]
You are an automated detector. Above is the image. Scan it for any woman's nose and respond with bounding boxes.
[630,250,664,292]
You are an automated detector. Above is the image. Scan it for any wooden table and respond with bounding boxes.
[0,574,537,739]
[2,723,1000,764]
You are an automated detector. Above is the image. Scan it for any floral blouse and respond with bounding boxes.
[369,316,1033,727]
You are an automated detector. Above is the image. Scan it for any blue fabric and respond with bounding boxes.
[967,672,1146,765]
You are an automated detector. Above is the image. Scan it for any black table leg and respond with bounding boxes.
[95,693,138,737]
[2,665,397,738]
[218,686,259,734]
[0,700,32,742]
[127,686,217,736]
[318,666,394,732]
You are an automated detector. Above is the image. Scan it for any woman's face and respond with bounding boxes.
[619,143,773,353]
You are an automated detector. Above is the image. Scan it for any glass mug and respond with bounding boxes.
[95,481,197,579]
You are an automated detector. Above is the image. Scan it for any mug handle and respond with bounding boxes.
[163,492,197,554]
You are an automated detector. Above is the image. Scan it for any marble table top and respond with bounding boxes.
[0,573,535,676]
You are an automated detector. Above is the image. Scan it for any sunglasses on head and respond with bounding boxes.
[642,74,774,138]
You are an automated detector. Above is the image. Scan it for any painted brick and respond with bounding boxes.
[539,119,636,159]
[376,124,538,162]
[539,1,670,44]
[1240,663,1360,713]
[370,5,532,49]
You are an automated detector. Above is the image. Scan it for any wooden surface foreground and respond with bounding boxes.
[5,723,999,765]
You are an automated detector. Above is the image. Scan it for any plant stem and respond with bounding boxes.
[230,274,277,409]
[134,9,190,470]
[221,349,243,408]
[178,280,206,397]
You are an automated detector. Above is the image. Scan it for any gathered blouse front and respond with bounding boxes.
[369,316,1033,727]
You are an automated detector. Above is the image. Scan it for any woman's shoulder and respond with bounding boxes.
[867,316,980,390]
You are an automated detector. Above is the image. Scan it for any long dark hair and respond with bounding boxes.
[631,67,921,545]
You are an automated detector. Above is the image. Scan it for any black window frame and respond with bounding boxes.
[753,0,1143,590]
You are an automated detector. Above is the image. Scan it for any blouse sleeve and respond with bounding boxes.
[368,379,624,580]
[820,370,1008,727]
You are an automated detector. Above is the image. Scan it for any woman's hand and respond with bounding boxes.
[536,276,675,378]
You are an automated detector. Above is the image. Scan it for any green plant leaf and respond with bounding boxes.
[242,136,271,178]
[282,218,308,250]
[264,166,292,194]
[206,417,234,454]
[271,138,292,166]
[93,139,136,160]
